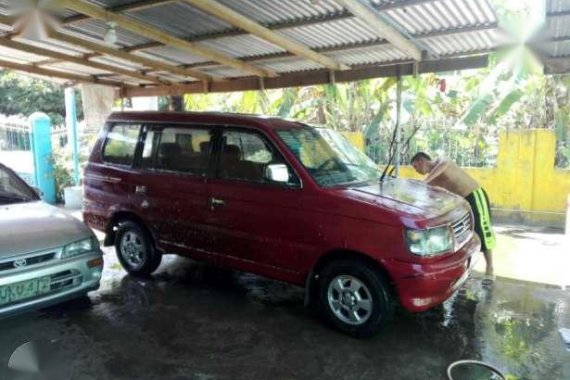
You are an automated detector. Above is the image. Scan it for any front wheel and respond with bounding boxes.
[316,259,394,338]
[115,221,162,277]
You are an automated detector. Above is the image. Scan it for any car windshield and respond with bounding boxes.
[0,165,38,205]
[277,127,380,187]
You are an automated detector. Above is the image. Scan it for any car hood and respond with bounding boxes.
[0,201,92,258]
[344,178,468,222]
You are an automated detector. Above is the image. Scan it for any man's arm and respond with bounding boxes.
[425,159,450,183]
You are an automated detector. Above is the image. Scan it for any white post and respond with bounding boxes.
[566,194,570,239]
[394,75,402,177]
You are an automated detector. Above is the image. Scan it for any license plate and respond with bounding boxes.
[0,277,51,306]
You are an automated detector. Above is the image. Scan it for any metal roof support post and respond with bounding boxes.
[64,87,80,186]
[394,72,402,177]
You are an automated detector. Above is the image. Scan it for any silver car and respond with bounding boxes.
[0,163,103,317]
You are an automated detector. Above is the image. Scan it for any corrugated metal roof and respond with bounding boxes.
[65,19,151,47]
[42,61,111,76]
[135,46,206,65]
[542,40,570,57]
[535,0,570,59]
[0,45,45,64]
[421,29,508,56]
[547,0,570,13]
[325,44,408,65]
[280,18,383,49]
[0,0,513,90]
[124,2,233,39]
[379,0,497,36]
[199,35,285,58]
[215,0,345,25]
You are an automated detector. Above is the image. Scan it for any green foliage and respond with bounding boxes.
[0,71,82,125]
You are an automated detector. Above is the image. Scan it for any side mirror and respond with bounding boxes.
[265,164,290,183]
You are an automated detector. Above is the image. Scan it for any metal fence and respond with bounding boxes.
[0,115,68,187]
[365,118,500,168]
[555,138,570,169]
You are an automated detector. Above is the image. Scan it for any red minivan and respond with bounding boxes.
[84,112,480,337]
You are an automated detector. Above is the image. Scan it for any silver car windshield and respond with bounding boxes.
[0,165,38,205]
[277,127,380,187]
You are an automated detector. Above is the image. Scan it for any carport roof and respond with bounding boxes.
[0,0,511,97]
[534,0,570,73]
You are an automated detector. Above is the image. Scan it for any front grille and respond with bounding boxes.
[0,252,56,272]
[452,212,472,248]
[50,270,82,292]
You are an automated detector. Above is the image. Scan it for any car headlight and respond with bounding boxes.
[406,226,453,256]
[62,237,98,259]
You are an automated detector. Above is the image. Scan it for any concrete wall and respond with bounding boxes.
[398,130,570,227]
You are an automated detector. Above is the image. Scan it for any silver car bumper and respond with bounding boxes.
[0,250,104,318]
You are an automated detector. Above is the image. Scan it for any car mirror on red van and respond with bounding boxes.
[265,164,290,183]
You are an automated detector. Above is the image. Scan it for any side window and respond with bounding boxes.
[141,129,158,168]
[152,127,213,175]
[218,130,300,186]
[102,124,141,166]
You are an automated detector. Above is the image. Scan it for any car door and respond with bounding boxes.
[130,124,216,259]
[206,127,314,276]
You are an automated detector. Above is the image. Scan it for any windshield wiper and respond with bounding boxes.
[379,123,422,182]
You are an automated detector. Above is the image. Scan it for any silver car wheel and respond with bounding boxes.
[120,231,146,270]
[327,275,373,325]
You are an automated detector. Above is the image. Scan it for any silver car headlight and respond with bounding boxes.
[406,226,453,256]
[62,237,98,259]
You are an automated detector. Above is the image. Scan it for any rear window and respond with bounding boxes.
[103,124,141,166]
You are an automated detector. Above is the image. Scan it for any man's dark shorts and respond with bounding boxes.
[464,188,496,251]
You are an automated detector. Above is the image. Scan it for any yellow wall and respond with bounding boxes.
[398,130,570,226]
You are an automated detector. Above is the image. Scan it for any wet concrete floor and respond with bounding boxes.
[1,249,569,380]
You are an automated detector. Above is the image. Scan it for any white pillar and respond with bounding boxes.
[566,194,570,238]
[394,75,402,177]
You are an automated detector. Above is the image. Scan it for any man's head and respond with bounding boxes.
[411,152,433,175]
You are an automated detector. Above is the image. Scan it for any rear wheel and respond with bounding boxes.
[115,221,162,277]
[317,259,394,338]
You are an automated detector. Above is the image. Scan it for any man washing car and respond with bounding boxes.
[411,152,495,282]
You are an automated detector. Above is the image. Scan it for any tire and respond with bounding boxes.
[316,259,394,338]
[115,220,162,277]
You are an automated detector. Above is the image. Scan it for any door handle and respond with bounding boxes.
[209,197,225,210]
[135,185,147,195]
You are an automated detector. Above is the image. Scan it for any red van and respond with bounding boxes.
[84,112,480,337]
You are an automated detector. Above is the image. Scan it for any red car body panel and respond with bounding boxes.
[84,112,481,312]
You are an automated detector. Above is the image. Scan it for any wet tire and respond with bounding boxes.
[115,221,162,277]
[317,259,394,338]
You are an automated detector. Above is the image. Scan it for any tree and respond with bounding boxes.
[0,70,82,125]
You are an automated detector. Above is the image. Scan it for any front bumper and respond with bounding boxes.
[384,234,481,312]
[0,250,104,318]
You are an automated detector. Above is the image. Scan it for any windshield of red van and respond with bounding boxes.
[277,128,380,187]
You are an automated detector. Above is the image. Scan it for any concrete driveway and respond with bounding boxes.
[0,245,569,380]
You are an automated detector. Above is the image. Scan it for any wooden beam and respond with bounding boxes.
[0,58,127,87]
[122,55,488,97]
[335,0,423,61]
[0,37,168,85]
[184,0,348,71]
[62,0,178,24]
[54,0,276,77]
[0,14,15,27]
[47,28,212,82]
